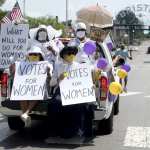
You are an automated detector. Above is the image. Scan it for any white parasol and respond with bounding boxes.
[76,4,113,28]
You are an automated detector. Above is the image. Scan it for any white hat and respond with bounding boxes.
[29,24,48,40]
[75,22,86,31]
[29,25,62,41]
[47,25,62,40]
[27,46,45,59]
[38,24,47,29]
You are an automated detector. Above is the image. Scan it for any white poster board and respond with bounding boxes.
[60,64,96,106]
[10,61,48,101]
[0,23,29,68]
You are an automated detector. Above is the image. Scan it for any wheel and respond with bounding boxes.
[96,106,114,135]
[114,95,120,115]
[8,116,25,130]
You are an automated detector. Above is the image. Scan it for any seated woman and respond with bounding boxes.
[10,46,53,126]
[48,46,100,138]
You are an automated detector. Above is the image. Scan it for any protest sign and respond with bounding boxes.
[90,26,107,43]
[10,61,48,100]
[0,23,29,68]
[59,64,96,106]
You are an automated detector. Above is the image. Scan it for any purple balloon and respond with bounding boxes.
[83,41,96,55]
[97,58,108,69]
[121,64,131,72]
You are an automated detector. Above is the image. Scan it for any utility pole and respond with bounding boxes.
[23,0,26,17]
[66,0,68,27]
[65,0,69,35]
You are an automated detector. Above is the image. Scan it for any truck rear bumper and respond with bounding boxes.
[0,107,22,116]
[0,106,107,120]
[94,109,106,120]
[0,99,113,120]
[0,99,49,117]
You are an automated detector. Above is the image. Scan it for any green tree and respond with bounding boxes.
[0,0,7,20]
[0,7,66,36]
[116,10,138,25]
[115,9,144,44]
[27,16,65,36]
[0,9,7,20]
[0,0,6,20]
[27,16,64,29]
[0,0,6,6]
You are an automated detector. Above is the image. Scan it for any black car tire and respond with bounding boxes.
[8,116,25,130]
[147,47,150,54]
[114,95,119,115]
[96,106,114,135]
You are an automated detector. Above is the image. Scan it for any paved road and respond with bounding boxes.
[0,41,150,150]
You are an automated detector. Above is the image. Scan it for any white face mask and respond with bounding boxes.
[76,31,86,39]
[37,31,47,41]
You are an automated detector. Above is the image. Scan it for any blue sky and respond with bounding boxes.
[1,0,150,24]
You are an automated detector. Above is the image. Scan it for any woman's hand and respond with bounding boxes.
[92,69,101,84]
[59,72,68,82]
[94,69,101,80]
[47,46,57,56]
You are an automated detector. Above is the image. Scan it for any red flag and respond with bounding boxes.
[1,2,23,23]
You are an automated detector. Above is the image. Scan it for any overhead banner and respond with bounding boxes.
[10,61,48,101]
[60,64,96,106]
[0,23,29,68]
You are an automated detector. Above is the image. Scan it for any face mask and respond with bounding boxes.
[64,54,75,63]
[76,31,86,39]
[37,31,47,41]
[28,55,40,62]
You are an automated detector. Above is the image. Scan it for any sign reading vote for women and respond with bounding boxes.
[0,23,29,68]
[60,64,96,106]
[10,61,48,101]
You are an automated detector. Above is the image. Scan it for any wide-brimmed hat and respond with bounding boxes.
[27,46,45,59]
[60,46,78,58]
[29,25,62,41]
[47,25,62,39]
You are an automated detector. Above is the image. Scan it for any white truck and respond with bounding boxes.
[0,40,120,141]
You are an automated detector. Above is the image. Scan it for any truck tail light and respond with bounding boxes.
[1,73,8,97]
[99,76,108,101]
